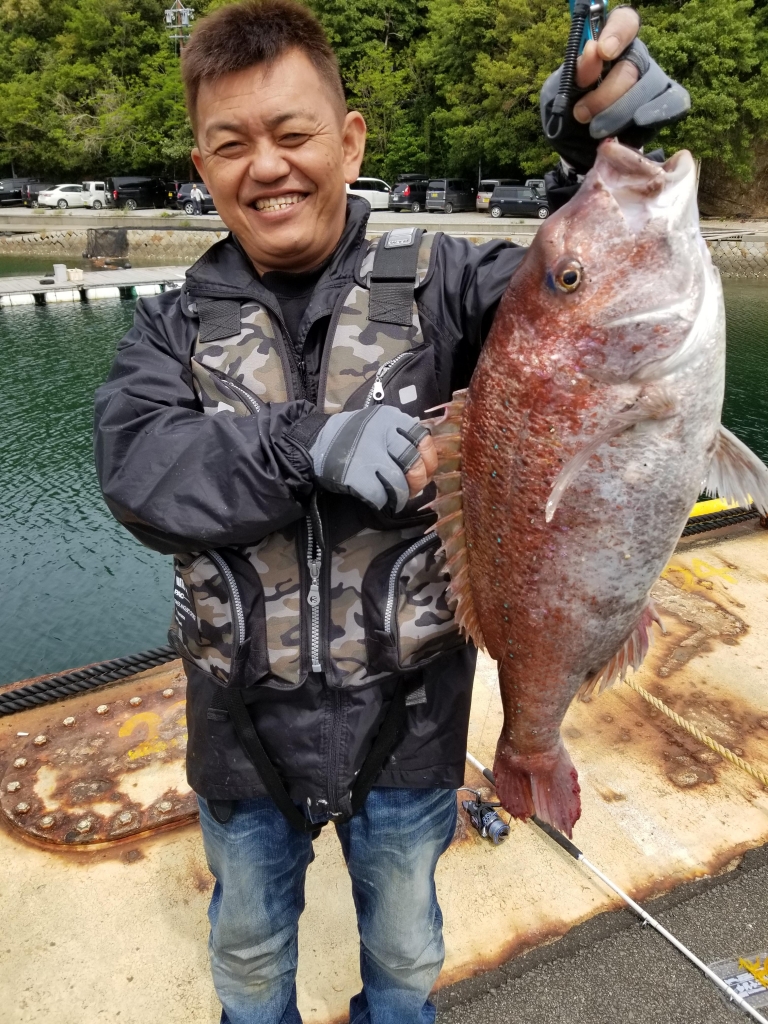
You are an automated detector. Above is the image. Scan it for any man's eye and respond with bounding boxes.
[216,141,243,155]
[280,133,308,145]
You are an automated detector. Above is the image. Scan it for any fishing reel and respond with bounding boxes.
[461,789,510,845]
[546,0,609,139]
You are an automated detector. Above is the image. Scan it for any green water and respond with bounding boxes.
[1,281,767,685]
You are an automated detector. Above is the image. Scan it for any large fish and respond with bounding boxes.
[427,139,768,836]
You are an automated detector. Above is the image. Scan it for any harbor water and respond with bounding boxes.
[1,280,767,685]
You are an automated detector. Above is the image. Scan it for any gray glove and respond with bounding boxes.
[541,39,690,173]
[308,406,430,513]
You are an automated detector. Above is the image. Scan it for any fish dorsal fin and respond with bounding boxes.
[422,389,486,651]
[578,601,664,701]
[704,425,768,514]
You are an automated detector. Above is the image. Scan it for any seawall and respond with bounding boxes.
[1,225,767,278]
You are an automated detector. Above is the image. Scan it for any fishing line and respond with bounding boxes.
[464,751,768,1024]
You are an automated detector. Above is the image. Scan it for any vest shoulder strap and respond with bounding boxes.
[368,228,425,327]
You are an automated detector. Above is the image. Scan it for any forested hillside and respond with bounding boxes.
[1,0,767,202]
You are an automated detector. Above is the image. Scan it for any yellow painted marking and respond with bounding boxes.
[119,711,167,760]
[662,558,736,592]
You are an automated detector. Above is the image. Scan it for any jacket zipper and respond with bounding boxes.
[364,351,414,406]
[383,534,438,636]
[305,511,323,673]
[207,549,244,654]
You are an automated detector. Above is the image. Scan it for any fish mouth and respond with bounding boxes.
[592,139,697,234]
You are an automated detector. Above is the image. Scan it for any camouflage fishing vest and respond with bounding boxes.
[169,228,462,690]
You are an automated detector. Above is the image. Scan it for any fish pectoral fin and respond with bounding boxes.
[545,385,678,523]
[703,425,768,515]
[578,601,664,701]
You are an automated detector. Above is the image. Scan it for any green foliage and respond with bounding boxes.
[0,0,767,187]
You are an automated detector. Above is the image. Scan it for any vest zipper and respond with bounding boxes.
[207,549,244,654]
[364,351,414,406]
[305,511,323,673]
[217,376,261,414]
[383,534,438,636]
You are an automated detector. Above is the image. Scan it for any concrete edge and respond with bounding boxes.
[435,840,768,1011]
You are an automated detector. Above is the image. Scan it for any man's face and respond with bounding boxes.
[191,49,366,274]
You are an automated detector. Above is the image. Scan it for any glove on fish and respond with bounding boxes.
[541,38,690,173]
[306,406,430,513]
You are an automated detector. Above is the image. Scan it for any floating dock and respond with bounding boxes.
[0,265,188,307]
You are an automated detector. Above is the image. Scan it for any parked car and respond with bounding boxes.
[37,184,87,209]
[82,180,107,209]
[425,178,476,213]
[489,184,550,220]
[476,178,519,213]
[105,176,167,210]
[345,177,391,210]
[165,179,190,207]
[0,178,39,206]
[525,178,546,194]
[389,177,430,213]
[175,182,217,214]
[21,181,55,207]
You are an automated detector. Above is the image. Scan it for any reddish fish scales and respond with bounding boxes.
[425,140,768,837]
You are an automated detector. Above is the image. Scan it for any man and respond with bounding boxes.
[190,181,204,215]
[94,3,686,1021]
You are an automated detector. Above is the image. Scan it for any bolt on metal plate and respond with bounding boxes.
[96,705,109,715]
[63,717,76,727]
[129,697,142,707]
[0,670,194,848]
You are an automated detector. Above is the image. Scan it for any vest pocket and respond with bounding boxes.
[168,551,249,687]
[362,533,462,675]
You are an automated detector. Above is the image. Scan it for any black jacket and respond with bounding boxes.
[94,197,526,816]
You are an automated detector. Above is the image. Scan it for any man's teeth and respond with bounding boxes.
[255,194,307,211]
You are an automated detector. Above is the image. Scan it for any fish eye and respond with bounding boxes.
[554,259,583,293]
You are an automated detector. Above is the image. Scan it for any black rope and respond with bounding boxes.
[0,645,176,717]
[681,504,761,536]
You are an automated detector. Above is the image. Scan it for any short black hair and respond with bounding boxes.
[181,0,347,129]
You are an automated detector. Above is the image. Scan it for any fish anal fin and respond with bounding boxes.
[703,425,768,515]
[578,601,664,701]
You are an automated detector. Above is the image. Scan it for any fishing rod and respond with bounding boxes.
[545,0,609,140]
[464,751,768,1024]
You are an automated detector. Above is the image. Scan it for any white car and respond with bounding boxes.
[37,184,87,209]
[346,177,391,210]
[82,180,107,210]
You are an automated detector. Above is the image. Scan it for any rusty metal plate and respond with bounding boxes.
[0,673,195,845]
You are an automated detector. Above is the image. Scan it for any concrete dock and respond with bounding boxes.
[0,264,188,306]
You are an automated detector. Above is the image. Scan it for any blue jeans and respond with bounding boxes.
[198,787,458,1024]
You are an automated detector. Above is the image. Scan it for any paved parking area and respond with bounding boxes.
[438,848,768,1024]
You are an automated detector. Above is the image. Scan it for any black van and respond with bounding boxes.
[21,181,55,207]
[489,185,550,220]
[105,176,167,210]
[0,178,39,206]
[425,178,476,213]
[389,176,430,213]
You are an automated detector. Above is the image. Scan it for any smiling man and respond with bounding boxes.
[94,3,687,1022]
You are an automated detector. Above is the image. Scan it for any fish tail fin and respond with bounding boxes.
[493,739,581,838]
[703,425,768,515]
[421,390,486,650]
[578,600,664,701]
